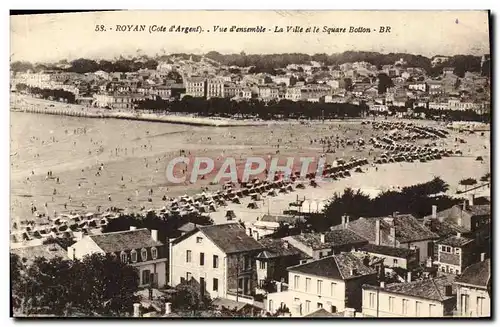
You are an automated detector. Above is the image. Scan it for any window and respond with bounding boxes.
[461,294,470,316]
[244,256,251,270]
[389,296,395,312]
[142,269,151,285]
[317,302,323,309]
[305,278,311,292]
[304,300,311,313]
[294,275,300,290]
[477,297,485,316]
[200,252,205,266]
[269,300,274,312]
[213,278,219,291]
[331,282,336,296]
[151,247,158,260]
[213,255,219,268]
[196,237,203,243]
[141,248,148,261]
[180,276,185,283]
[259,261,266,269]
[416,301,422,316]
[317,280,323,295]
[186,272,192,281]
[120,251,128,263]
[130,250,137,263]
[455,248,460,254]
[393,259,398,266]
[402,299,409,315]
[331,305,337,313]
[186,250,192,263]
[429,304,437,316]
[369,292,375,309]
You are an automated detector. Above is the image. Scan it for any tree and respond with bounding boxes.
[459,178,477,191]
[171,281,212,315]
[377,73,394,94]
[14,254,139,317]
[480,172,490,182]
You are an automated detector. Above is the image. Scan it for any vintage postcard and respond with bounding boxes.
[10,10,491,318]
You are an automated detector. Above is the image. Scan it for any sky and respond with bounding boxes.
[10,10,490,63]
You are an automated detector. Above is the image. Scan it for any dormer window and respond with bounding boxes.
[196,237,203,243]
[141,248,148,261]
[151,247,158,260]
[120,251,128,263]
[130,249,138,263]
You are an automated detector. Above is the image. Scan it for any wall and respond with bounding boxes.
[456,285,490,317]
[362,288,446,317]
[345,274,378,311]
[67,237,104,260]
[131,260,167,287]
[170,230,226,299]
[401,240,432,263]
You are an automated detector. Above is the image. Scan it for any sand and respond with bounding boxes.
[10,95,490,226]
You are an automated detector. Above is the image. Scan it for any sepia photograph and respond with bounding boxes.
[9,10,491,318]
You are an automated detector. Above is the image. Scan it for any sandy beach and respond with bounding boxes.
[10,97,490,226]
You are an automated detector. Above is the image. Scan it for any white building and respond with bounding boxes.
[362,277,456,317]
[266,252,378,316]
[454,258,490,317]
[169,223,265,301]
[67,227,167,288]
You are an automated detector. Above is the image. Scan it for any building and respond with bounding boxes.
[185,77,207,98]
[266,252,378,316]
[247,214,304,240]
[331,214,439,263]
[207,78,225,98]
[454,257,490,317]
[67,227,167,287]
[284,229,368,260]
[169,223,265,301]
[429,197,490,232]
[11,242,67,266]
[435,233,476,275]
[93,93,145,109]
[255,237,309,287]
[355,243,419,270]
[362,277,456,317]
[408,82,427,92]
[258,85,280,100]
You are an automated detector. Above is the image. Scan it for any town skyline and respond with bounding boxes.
[11,11,490,63]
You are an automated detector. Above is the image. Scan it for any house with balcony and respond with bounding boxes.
[246,214,305,241]
[284,229,368,260]
[362,276,456,317]
[67,227,167,288]
[169,223,265,301]
[435,233,476,275]
[454,257,490,317]
[265,252,378,316]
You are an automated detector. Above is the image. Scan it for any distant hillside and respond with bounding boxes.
[10,51,484,77]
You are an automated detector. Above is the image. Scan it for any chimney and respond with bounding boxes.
[462,200,467,211]
[346,216,350,227]
[283,241,289,249]
[130,226,137,231]
[133,303,141,317]
[380,281,385,288]
[456,232,461,238]
[341,215,346,228]
[426,257,433,268]
[165,302,172,315]
[151,229,158,242]
[407,271,412,282]
[445,285,453,296]
[392,211,399,218]
[375,220,381,245]
[350,268,357,276]
[246,228,252,237]
[481,252,485,262]
[277,282,282,293]
[468,194,475,206]
[320,233,326,243]
[431,205,437,219]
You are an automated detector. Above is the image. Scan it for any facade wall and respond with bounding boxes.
[131,260,167,287]
[170,230,226,299]
[266,271,347,316]
[362,288,446,317]
[67,237,104,260]
[456,284,490,317]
